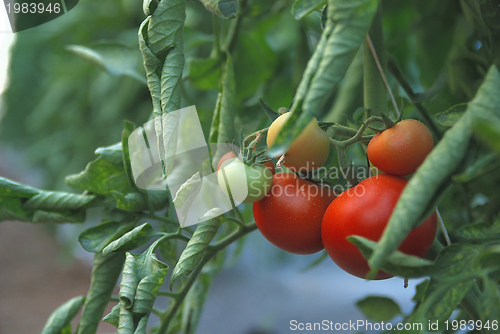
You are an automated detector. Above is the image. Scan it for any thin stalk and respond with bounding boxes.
[329,116,381,187]
[363,5,389,117]
[436,208,451,246]
[366,34,399,116]
[387,58,442,139]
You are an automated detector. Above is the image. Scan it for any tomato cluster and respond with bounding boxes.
[321,119,436,279]
[219,114,436,280]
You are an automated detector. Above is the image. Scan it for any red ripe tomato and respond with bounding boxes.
[253,172,336,255]
[366,119,433,176]
[216,151,275,175]
[321,174,437,279]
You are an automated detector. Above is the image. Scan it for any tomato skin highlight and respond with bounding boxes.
[253,173,336,255]
[367,119,433,176]
[266,113,330,172]
[217,151,275,175]
[321,174,437,279]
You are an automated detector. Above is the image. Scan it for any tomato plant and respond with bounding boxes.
[2,0,500,333]
[266,113,330,172]
[217,158,273,203]
[253,172,335,255]
[367,119,434,176]
[322,174,437,279]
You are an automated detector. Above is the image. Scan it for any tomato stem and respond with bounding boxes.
[387,57,443,139]
[363,5,389,117]
[365,34,399,116]
[436,208,451,246]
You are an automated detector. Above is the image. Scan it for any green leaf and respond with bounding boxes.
[169,217,222,289]
[479,244,500,268]
[0,177,39,198]
[139,18,162,120]
[356,296,402,322]
[102,223,160,255]
[23,191,96,211]
[185,56,222,90]
[368,66,500,275]
[111,190,169,212]
[182,273,213,334]
[119,253,140,310]
[154,2,185,115]
[259,99,280,121]
[132,254,169,316]
[139,0,186,183]
[66,43,146,83]
[95,142,123,164]
[32,210,85,224]
[199,0,239,19]
[0,196,33,222]
[117,302,135,334]
[122,121,139,192]
[77,252,125,334]
[420,244,483,321]
[305,0,381,111]
[434,103,467,126]
[118,244,169,326]
[65,155,133,195]
[348,236,435,278]
[60,323,72,334]
[161,110,181,177]
[292,0,327,20]
[41,295,85,334]
[478,277,500,325]
[473,116,500,152]
[134,315,149,333]
[452,152,499,183]
[172,172,203,227]
[270,0,382,157]
[300,251,328,272]
[268,3,356,157]
[412,279,429,304]
[78,221,136,253]
[455,220,500,243]
[234,33,276,100]
[102,304,120,328]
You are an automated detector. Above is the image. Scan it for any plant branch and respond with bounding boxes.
[365,34,399,116]
[387,58,442,139]
[436,208,451,246]
[156,222,257,334]
[363,5,390,117]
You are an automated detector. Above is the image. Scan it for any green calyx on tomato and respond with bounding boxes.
[321,174,437,280]
[217,151,275,175]
[253,172,336,255]
[217,156,273,204]
[266,113,330,172]
[367,119,433,176]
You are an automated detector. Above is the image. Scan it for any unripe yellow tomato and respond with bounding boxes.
[267,113,330,172]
